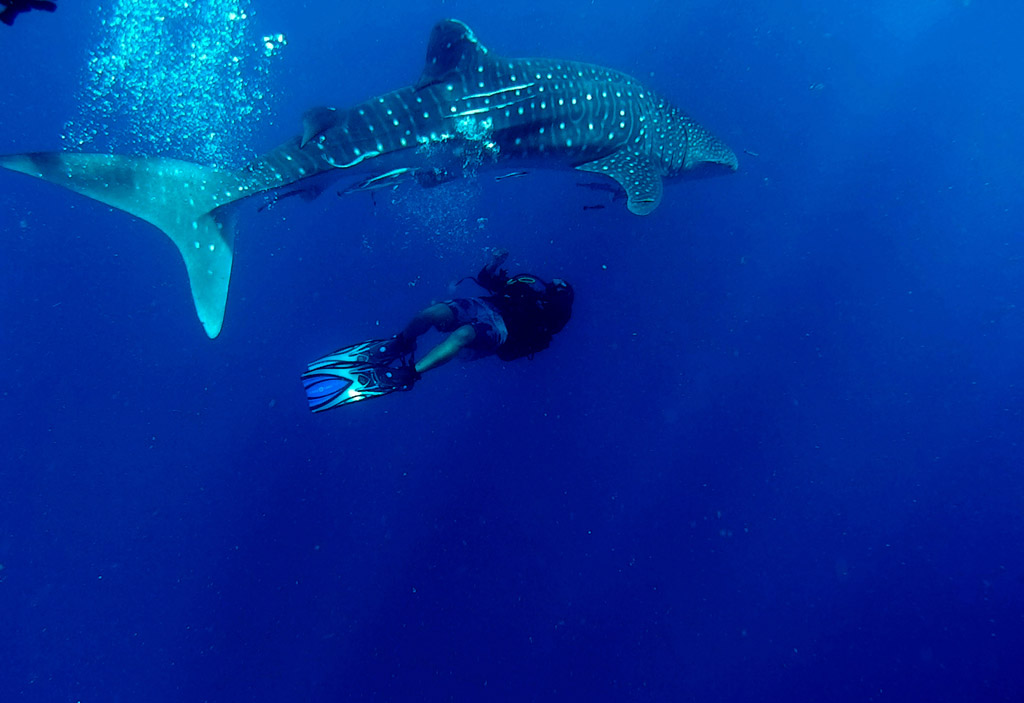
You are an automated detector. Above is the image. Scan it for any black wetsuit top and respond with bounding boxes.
[476,266,571,361]
[0,0,57,26]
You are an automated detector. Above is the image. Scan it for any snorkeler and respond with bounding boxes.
[0,0,57,26]
[302,249,574,411]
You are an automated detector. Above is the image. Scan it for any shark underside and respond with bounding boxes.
[0,19,737,338]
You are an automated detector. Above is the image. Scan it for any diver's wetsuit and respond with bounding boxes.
[465,265,573,361]
[302,254,572,412]
[0,0,58,26]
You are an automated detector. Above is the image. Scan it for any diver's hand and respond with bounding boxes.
[486,248,509,271]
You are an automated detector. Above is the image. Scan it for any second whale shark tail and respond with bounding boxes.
[0,152,254,338]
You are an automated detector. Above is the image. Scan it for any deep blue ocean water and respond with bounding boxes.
[2,1,1023,701]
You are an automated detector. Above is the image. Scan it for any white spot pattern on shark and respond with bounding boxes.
[0,18,737,339]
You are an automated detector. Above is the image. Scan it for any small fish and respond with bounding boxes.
[743,148,760,157]
[576,181,626,201]
[257,184,327,212]
[577,181,619,194]
[583,204,606,211]
[339,167,417,195]
[494,170,528,182]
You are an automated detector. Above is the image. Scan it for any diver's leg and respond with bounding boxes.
[399,303,454,342]
[415,324,476,374]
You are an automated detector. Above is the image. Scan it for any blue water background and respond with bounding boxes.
[2,1,1023,700]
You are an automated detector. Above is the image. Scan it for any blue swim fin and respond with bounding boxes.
[302,338,419,412]
[306,336,412,370]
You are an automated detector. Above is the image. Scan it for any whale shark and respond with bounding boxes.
[0,19,737,338]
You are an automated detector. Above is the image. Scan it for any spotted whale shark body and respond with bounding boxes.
[0,19,736,338]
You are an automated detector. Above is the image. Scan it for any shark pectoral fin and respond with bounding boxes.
[0,152,250,338]
[575,150,664,215]
[415,19,490,90]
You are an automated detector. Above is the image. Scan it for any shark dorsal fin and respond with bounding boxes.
[300,106,340,147]
[416,19,490,90]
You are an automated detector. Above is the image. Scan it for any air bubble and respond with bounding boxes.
[62,0,286,168]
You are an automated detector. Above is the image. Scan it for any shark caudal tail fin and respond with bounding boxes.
[0,152,256,338]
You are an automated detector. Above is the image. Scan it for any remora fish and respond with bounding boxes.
[0,19,737,338]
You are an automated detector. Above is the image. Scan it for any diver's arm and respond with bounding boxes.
[476,248,509,292]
